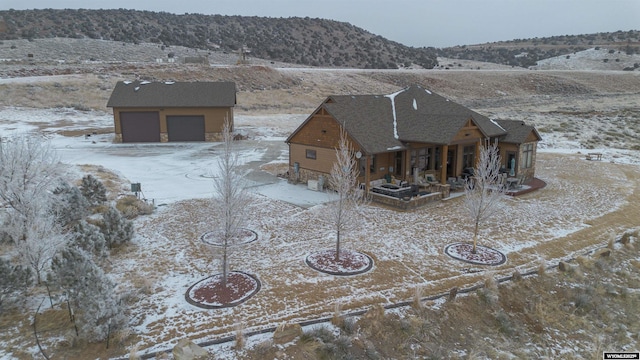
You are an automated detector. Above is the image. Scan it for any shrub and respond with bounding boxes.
[80,174,107,206]
[116,196,154,219]
[52,181,90,227]
[100,206,134,249]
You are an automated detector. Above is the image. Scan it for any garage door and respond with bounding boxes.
[120,112,160,143]
[167,116,205,142]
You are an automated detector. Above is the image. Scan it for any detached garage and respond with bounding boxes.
[107,81,236,143]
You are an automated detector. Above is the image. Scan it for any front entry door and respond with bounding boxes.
[394,151,403,177]
[446,149,456,179]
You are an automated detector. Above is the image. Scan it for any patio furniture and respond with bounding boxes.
[461,167,475,180]
[371,183,413,198]
[506,177,519,190]
[416,173,438,191]
[447,177,464,191]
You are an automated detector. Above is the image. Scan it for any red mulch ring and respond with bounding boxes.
[306,249,373,276]
[186,271,261,309]
[200,228,258,247]
[444,242,507,266]
[507,177,547,196]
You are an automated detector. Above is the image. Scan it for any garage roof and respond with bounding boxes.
[107,81,236,108]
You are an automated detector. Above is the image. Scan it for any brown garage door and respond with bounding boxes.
[167,116,205,142]
[120,112,160,143]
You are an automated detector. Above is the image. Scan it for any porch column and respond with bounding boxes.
[404,150,411,180]
[440,144,448,184]
[365,155,371,193]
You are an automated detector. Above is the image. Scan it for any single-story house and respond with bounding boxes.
[286,85,541,196]
[107,81,236,143]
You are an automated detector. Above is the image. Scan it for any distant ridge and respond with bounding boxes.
[0,9,637,69]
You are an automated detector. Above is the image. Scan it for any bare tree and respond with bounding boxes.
[15,208,68,284]
[211,117,251,287]
[0,134,63,242]
[326,126,365,261]
[0,134,67,283]
[463,141,507,253]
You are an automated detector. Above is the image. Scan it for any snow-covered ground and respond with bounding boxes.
[2,102,639,358]
[532,47,640,71]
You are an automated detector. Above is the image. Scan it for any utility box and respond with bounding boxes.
[307,180,319,191]
[131,183,141,192]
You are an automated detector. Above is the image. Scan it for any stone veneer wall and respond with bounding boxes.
[113,132,223,143]
[287,166,328,187]
[206,133,224,142]
[370,191,443,210]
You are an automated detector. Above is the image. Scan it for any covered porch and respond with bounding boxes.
[358,140,482,195]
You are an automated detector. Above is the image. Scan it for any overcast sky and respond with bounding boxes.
[3,0,639,48]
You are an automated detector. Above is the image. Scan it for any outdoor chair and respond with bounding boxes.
[447,177,464,191]
[424,173,438,184]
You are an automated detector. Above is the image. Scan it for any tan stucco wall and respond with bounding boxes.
[112,106,234,140]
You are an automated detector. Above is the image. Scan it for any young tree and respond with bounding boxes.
[0,257,32,310]
[326,126,365,261]
[15,209,68,284]
[52,181,90,228]
[79,174,107,206]
[210,117,251,287]
[50,247,126,342]
[100,205,134,250]
[69,220,107,259]
[463,141,507,253]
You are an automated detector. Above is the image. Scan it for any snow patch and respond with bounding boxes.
[384,88,406,140]
[490,118,506,131]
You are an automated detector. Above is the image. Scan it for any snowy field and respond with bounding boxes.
[1,101,640,358]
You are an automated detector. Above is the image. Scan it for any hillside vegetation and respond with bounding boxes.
[439,30,640,68]
[0,9,437,69]
[1,9,638,69]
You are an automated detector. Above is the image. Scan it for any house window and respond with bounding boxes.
[359,155,376,175]
[462,145,475,169]
[306,149,317,160]
[522,143,534,168]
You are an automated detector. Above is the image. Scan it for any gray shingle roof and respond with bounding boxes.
[291,85,509,154]
[392,85,505,143]
[106,81,236,108]
[494,119,542,144]
[324,95,405,154]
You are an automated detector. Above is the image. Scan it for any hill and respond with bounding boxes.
[0,8,437,69]
[438,30,640,68]
[1,9,638,70]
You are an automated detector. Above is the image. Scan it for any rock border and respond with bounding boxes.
[444,242,507,266]
[200,228,258,247]
[185,271,261,309]
[305,249,374,276]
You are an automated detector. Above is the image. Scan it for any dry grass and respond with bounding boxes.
[2,62,640,358]
[0,75,113,110]
[116,195,155,219]
[242,233,640,358]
